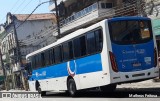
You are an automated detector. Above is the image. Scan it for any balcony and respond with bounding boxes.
[48,0,68,11]
[52,1,138,36]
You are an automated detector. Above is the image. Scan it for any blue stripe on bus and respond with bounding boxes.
[29,54,102,81]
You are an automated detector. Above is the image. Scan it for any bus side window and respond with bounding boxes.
[68,41,73,59]
[54,46,62,63]
[73,38,81,58]
[80,36,87,56]
[35,55,37,69]
[37,54,41,68]
[62,42,70,61]
[45,50,50,66]
[86,31,96,54]
[41,52,45,67]
[31,56,35,69]
[49,49,54,65]
[52,49,55,64]
[95,29,103,51]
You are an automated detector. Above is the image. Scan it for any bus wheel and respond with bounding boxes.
[100,84,117,92]
[67,79,77,97]
[38,86,46,96]
[37,86,42,94]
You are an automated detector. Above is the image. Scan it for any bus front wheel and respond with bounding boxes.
[36,81,46,96]
[67,79,77,97]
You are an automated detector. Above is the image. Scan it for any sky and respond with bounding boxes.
[0,0,52,24]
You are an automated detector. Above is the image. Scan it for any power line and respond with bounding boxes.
[0,0,20,23]
[9,0,20,12]
[18,0,33,14]
[16,1,50,29]
[13,0,27,13]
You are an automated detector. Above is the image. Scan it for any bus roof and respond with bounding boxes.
[26,16,150,59]
[26,20,103,59]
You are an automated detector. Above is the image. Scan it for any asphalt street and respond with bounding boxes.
[0,79,160,101]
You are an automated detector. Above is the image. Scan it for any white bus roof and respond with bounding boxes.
[26,19,106,59]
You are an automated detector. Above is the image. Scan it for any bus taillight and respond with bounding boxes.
[154,48,157,67]
[109,51,118,72]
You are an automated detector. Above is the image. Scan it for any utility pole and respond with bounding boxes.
[54,0,61,38]
[13,19,23,90]
[13,19,22,67]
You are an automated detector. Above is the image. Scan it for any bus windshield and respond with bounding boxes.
[109,20,153,44]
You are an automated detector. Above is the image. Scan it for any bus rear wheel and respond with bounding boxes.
[67,79,77,97]
[100,84,117,92]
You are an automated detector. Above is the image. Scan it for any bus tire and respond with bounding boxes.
[67,79,77,97]
[41,91,46,96]
[100,84,117,92]
[35,81,40,91]
[37,85,46,96]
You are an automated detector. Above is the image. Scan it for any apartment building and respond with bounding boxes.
[49,0,144,36]
[0,12,56,90]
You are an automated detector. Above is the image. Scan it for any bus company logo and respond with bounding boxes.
[67,60,77,77]
[35,71,46,77]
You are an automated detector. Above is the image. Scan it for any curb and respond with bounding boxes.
[152,78,160,82]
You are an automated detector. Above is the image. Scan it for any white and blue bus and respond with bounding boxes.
[26,17,159,96]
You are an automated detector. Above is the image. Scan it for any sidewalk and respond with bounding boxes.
[0,89,37,92]
[117,79,160,88]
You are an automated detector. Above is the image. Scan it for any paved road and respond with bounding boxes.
[1,79,160,101]
[41,80,160,98]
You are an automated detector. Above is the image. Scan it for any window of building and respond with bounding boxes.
[106,3,113,8]
[101,3,113,9]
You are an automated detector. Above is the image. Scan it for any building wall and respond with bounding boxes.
[15,19,56,57]
[0,14,56,73]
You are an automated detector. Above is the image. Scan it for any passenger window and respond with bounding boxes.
[63,42,70,61]
[68,41,73,59]
[49,49,54,65]
[87,32,96,54]
[41,53,45,67]
[80,36,87,56]
[31,56,36,69]
[37,54,41,68]
[73,38,81,58]
[45,50,50,66]
[95,29,103,51]
[54,46,62,63]
[52,49,55,64]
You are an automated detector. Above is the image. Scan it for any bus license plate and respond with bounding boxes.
[133,63,141,67]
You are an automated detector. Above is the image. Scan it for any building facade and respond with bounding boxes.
[0,13,56,90]
[49,0,145,36]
